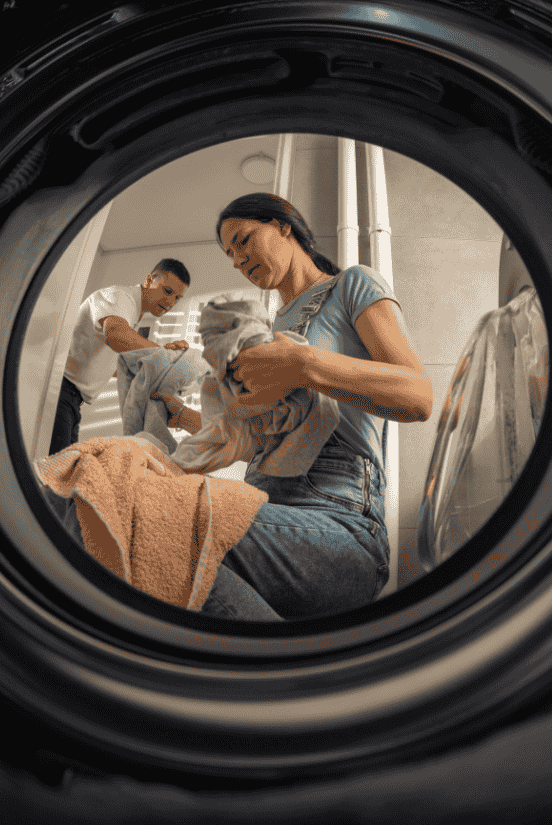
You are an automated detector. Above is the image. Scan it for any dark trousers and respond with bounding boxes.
[48,377,84,455]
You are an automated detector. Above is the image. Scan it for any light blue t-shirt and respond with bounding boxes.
[273,264,401,480]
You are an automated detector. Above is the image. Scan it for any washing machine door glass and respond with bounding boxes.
[418,287,549,571]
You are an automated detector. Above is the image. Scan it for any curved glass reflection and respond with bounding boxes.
[418,286,549,571]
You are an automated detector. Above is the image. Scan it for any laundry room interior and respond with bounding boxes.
[19,132,546,601]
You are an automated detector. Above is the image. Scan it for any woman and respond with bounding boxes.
[156,193,432,622]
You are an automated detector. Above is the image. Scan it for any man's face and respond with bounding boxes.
[142,271,188,316]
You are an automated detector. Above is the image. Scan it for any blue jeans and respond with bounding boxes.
[201,432,390,621]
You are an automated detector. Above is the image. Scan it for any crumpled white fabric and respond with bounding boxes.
[169,296,340,476]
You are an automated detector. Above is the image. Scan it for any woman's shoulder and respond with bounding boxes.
[339,263,384,281]
[336,264,396,297]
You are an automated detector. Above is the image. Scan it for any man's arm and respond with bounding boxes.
[99,316,160,353]
[100,317,189,379]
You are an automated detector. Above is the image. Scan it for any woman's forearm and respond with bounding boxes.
[175,405,202,434]
[299,347,433,423]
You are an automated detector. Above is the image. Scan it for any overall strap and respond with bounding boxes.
[381,419,388,476]
[246,273,344,474]
[285,268,389,488]
[286,272,344,338]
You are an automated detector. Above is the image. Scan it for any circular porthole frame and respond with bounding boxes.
[1,0,552,790]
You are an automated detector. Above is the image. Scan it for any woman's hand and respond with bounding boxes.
[151,391,185,427]
[231,332,308,406]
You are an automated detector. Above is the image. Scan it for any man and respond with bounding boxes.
[48,258,191,455]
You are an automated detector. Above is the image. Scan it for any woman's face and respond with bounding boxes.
[220,217,294,289]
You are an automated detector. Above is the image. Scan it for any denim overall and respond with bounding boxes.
[202,275,391,622]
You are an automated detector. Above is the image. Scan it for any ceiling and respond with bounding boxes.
[99,135,280,252]
[98,131,505,255]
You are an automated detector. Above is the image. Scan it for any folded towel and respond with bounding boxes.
[34,436,268,611]
[170,297,340,476]
[117,347,209,452]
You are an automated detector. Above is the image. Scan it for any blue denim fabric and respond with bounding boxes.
[202,432,390,621]
[40,486,86,547]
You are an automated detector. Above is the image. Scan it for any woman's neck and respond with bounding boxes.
[278,255,330,306]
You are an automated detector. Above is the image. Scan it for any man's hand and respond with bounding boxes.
[164,340,189,351]
[231,332,308,406]
[150,391,185,427]
[151,392,202,433]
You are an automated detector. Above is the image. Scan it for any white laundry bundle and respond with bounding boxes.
[169,295,340,476]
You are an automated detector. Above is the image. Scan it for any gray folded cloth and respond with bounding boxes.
[170,296,340,476]
[116,346,209,452]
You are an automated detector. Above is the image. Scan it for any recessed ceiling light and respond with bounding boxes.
[240,153,276,184]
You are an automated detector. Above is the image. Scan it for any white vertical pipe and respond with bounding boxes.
[264,134,297,320]
[273,133,296,200]
[337,138,359,269]
[365,143,399,598]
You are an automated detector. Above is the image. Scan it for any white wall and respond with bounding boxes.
[19,203,113,461]
[498,233,534,308]
[379,148,502,590]
[96,242,254,301]
[85,242,108,296]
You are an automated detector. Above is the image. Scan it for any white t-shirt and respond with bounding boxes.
[64,283,146,404]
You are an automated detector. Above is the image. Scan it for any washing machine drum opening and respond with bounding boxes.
[1,0,552,804]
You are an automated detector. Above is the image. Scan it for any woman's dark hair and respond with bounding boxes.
[216,193,341,277]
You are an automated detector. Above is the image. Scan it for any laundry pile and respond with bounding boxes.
[36,295,340,609]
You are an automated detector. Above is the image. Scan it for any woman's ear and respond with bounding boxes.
[278,221,292,238]
[271,218,291,236]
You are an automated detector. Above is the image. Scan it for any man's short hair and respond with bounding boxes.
[152,258,190,287]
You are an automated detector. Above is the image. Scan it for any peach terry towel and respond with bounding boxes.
[34,436,268,611]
